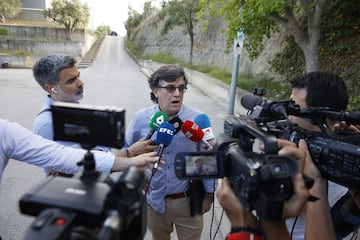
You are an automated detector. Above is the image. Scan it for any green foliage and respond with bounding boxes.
[159,0,200,35]
[0,0,22,22]
[143,52,181,64]
[0,27,8,36]
[125,36,143,59]
[124,6,143,38]
[198,0,284,59]
[319,0,360,105]
[15,48,25,56]
[143,1,154,18]
[269,0,360,110]
[44,0,90,39]
[95,25,111,37]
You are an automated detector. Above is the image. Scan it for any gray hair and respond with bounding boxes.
[32,55,77,90]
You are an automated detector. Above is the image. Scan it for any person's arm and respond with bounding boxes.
[305,177,335,240]
[119,139,157,157]
[111,151,159,172]
[295,139,336,240]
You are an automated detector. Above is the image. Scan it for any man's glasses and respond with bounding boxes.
[158,85,187,93]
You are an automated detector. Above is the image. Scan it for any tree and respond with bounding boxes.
[44,0,90,40]
[0,0,22,23]
[199,0,330,73]
[124,5,143,38]
[143,0,155,18]
[159,0,201,65]
[95,25,111,37]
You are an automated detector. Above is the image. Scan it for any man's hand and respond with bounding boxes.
[112,152,160,172]
[127,139,158,157]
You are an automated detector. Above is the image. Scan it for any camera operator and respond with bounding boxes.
[216,139,336,240]
[32,55,157,176]
[286,71,359,239]
[0,118,159,187]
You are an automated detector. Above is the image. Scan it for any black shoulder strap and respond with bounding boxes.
[37,108,51,116]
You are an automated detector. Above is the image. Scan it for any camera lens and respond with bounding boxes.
[273,164,283,173]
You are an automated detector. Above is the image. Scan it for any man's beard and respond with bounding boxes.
[57,87,83,103]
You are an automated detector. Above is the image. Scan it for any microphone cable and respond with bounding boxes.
[144,154,162,196]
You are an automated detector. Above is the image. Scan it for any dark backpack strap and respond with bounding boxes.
[37,108,51,116]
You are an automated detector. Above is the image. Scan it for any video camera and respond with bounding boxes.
[175,95,360,221]
[19,102,147,240]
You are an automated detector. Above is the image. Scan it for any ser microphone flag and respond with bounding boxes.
[194,113,214,141]
[181,120,212,149]
[144,111,168,140]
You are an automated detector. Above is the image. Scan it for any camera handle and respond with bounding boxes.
[77,150,101,182]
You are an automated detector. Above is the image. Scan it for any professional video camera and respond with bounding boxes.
[19,102,147,240]
[238,94,360,189]
[174,94,360,221]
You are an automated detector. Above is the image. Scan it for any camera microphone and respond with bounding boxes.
[241,95,264,111]
[241,95,289,120]
[181,120,212,149]
[144,111,168,140]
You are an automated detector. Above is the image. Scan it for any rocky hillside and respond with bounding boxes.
[132,13,284,81]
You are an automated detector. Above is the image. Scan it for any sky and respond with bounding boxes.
[83,0,161,36]
[46,0,160,36]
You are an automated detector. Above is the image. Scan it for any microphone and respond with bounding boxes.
[240,95,264,111]
[144,111,168,140]
[168,116,183,135]
[241,95,288,120]
[181,120,212,149]
[194,113,215,142]
[154,122,175,169]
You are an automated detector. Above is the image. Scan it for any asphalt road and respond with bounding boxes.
[0,36,229,240]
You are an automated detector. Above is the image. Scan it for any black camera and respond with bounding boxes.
[239,94,360,189]
[19,102,147,240]
[175,118,300,221]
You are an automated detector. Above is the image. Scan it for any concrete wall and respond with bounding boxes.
[17,9,47,21]
[0,25,96,68]
[2,25,85,42]
[0,39,83,56]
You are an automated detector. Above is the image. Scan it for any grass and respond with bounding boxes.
[3,19,63,28]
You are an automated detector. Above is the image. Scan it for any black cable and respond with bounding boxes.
[211,209,224,240]
[290,216,298,239]
[209,179,216,240]
[144,154,162,195]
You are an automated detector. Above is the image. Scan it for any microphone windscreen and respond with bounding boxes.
[194,113,211,129]
[156,122,175,147]
[181,120,204,142]
[149,111,168,130]
[241,95,264,110]
[195,113,214,141]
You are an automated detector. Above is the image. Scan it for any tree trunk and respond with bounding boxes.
[0,14,5,23]
[304,40,320,73]
[190,31,194,65]
[65,28,72,41]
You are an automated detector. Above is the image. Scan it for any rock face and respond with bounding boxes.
[132,13,285,80]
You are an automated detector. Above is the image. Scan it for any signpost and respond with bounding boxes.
[228,31,244,115]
